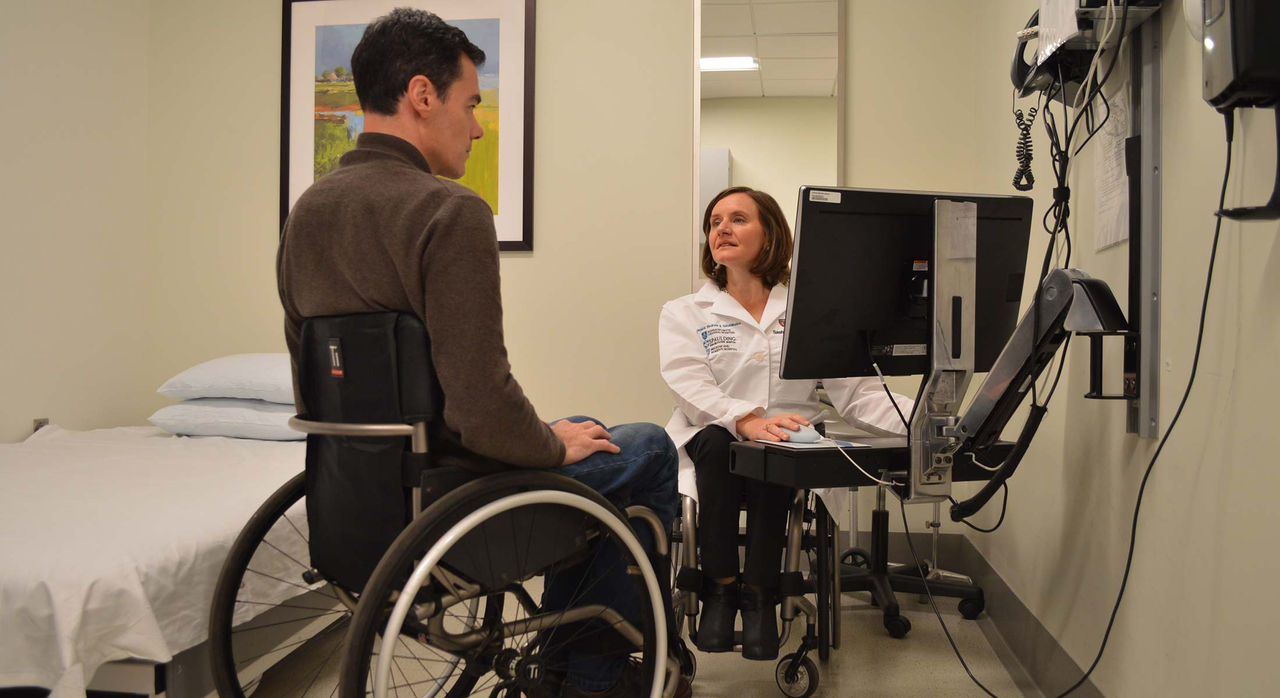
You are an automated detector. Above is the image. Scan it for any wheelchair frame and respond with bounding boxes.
[208,312,685,698]
[671,490,843,698]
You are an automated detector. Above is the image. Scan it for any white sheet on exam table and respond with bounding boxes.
[0,426,303,698]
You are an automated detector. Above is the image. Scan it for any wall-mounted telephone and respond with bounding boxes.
[1012,10,1088,104]
[1011,1,1162,104]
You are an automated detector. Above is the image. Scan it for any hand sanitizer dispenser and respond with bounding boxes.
[1201,0,1280,220]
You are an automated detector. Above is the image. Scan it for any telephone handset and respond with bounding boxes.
[1010,11,1049,98]
[1009,10,1096,105]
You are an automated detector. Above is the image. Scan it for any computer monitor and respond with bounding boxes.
[779,187,1034,380]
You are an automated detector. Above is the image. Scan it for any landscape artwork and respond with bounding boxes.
[312,18,501,211]
[285,0,533,249]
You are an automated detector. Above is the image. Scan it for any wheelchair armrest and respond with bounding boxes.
[289,416,416,438]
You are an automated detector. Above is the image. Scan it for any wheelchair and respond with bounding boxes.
[669,485,845,698]
[207,312,688,697]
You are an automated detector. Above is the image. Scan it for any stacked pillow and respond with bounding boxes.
[149,354,303,440]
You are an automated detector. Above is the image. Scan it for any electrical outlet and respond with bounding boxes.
[32,418,49,433]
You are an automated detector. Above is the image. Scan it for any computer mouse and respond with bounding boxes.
[784,424,822,443]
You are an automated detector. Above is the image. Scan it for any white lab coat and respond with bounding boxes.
[659,281,912,503]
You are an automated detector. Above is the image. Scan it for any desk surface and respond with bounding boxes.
[728,438,1012,490]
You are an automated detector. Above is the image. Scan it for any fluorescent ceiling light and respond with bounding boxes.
[700,56,758,72]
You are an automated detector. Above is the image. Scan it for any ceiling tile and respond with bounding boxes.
[756,34,837,58]
[702,4,754,36]
[702,73,764,99]
[752,1,837,36]
[759,57,836,81]
[702,36,758,58]
[762,78,836,97]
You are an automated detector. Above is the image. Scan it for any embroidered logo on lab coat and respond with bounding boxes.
[697,322,740,357]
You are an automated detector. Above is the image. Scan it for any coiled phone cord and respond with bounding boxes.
[1012,106,1037,191]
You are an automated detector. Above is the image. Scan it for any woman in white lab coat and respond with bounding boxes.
[659,186,910,660]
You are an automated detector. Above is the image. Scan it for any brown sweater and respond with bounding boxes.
[277,132,564,470]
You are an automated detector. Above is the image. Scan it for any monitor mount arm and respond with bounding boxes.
[904,204,1129,508]
[946,267,1127,519]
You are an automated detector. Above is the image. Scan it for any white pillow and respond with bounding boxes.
[149,398,304,441]
[158,353,295,404]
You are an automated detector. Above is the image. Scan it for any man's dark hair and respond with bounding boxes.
[351,7,486,116]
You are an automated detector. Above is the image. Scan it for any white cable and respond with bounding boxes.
[828,439,898,487]
[1065,0,1119,179]
[970,454,1003,473]
[1071,0,1116,113]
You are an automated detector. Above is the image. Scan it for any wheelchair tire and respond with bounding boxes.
[209,472,356,697]
[775,653,818,698]
[339,470,667,698]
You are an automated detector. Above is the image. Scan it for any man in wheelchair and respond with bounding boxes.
[274,8,689,697]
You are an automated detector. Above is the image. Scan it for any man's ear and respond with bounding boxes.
[407,74,437,117]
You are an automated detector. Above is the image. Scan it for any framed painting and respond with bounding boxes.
[282,0,535,250]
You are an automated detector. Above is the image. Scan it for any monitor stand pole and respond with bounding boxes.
[838,482,986,639]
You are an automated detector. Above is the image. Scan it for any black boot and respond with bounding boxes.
[695,579,738,652]
[739,584,778,660]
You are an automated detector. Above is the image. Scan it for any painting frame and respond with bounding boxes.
[281,0,536,251]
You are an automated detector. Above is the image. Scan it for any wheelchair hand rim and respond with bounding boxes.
[373,489,668,698]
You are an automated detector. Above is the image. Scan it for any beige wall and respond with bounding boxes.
[145,0,286,406]
[700,97,837,229]
[0,0,694,442]
[845,0,1280,692]
[0,1,155,443]
[499,0,694,427]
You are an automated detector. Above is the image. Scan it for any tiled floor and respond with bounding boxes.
[230,583,1039,698]
[689,590,1038,697]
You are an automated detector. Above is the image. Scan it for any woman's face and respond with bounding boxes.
[707,193,767,272]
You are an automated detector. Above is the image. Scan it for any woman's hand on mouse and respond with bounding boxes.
[736,413,810,442]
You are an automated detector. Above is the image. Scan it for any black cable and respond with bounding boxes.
[905,369,926,438]
[906,106,1234,698]
[948,482,1009,533]
[866,335,912,433]
[1043,334,1074,405]
[1051,106,1236,698]
[896,497,999,698]
[879,379,910,433]
[1065,1,1130,154]
[1073,86,1113,157]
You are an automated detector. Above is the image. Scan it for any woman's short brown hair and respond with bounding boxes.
[700,186,793,289]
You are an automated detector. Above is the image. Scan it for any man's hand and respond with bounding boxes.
[553,419,621,465]
[736,413,810,442]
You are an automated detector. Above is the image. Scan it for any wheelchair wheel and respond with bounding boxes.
[339,471,667,698]
[209,472,355,697]
[775,653,818,698]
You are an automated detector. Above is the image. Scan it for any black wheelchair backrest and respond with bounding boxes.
[296,312,443,593]
[297,312,441,424]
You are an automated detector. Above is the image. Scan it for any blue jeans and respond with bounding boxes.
[541,417,678,691]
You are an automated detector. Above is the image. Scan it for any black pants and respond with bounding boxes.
[687,425,795,589]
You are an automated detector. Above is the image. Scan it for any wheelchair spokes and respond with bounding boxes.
[210,473,355,698]
[345,479,665,698]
